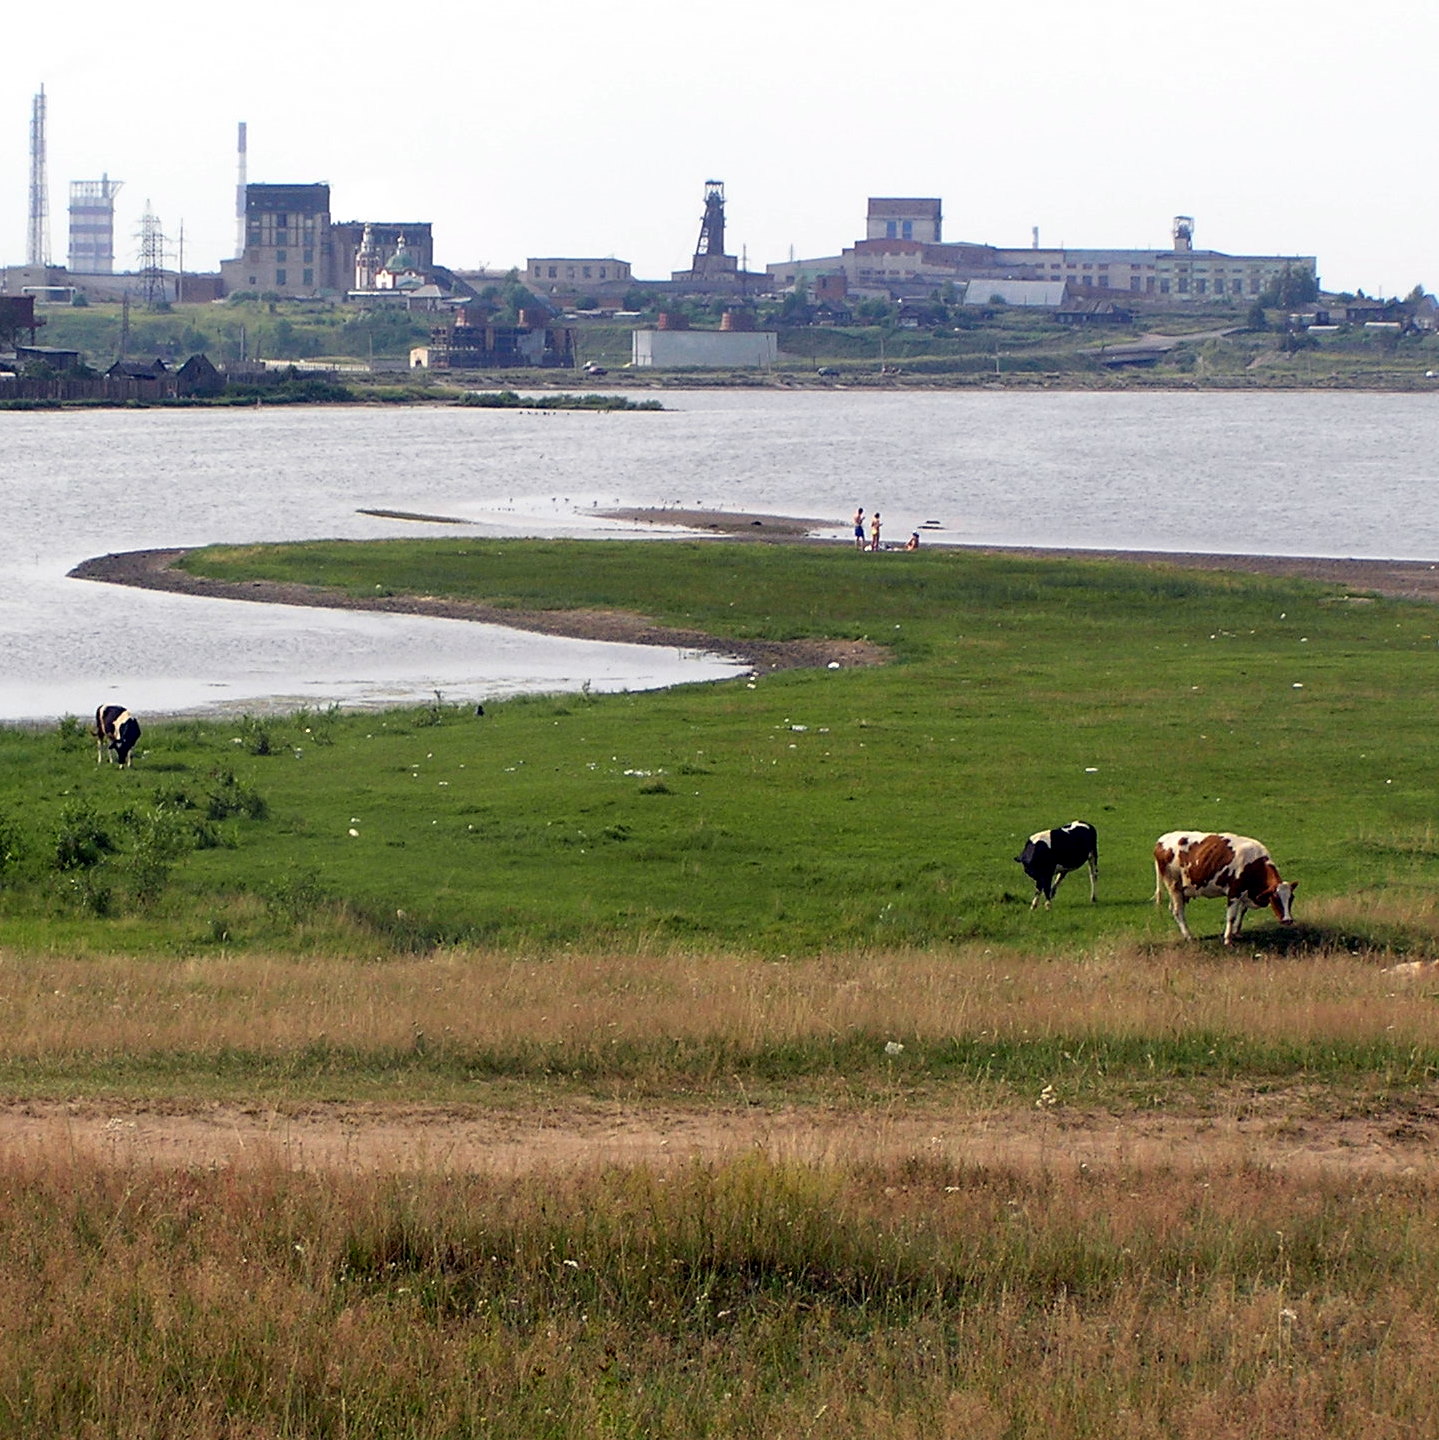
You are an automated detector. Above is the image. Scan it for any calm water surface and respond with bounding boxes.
[2,390,1435,722]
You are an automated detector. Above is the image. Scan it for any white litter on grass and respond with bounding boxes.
[1084,767,1098,773]
[884,1041,904,1056]
[348,828,359,837]
[1293,683,1304,689]
[827,661,841,669]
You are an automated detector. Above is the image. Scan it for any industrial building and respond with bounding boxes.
[68,176,122,274]
[526,256,633,304]
[411,302,577,370]
[768,201,1317,302]
[216,184,440,299]
[630,310,777,368]
[219,183,334,295]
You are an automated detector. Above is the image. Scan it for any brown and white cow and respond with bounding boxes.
[1153,831,1296,945]
[95,705,141,767]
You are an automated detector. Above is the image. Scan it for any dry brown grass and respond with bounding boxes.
[2,1149,1439,1438]
[1,932,1433,1057]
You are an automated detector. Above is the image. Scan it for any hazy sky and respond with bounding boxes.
[2,0,1430,295]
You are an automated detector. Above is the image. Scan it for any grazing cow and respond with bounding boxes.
[1153,831,1297,945]
[1015,820,1098,910]
[95,705,141,767]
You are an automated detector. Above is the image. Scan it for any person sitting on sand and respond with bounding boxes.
[904,532,920,551]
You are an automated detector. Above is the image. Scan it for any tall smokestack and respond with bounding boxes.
[235,121,247,259]
[27,86,51,267]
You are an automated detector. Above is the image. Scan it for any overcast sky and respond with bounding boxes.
[1,0,1430,296]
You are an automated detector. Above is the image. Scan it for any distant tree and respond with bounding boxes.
[1258,264,1319,308]
[1408,284,1427,302]
[1247,301,1268,331]
[853,297,893,324]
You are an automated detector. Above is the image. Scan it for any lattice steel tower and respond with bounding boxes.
[137,201,168,305]
[27,86,51,266]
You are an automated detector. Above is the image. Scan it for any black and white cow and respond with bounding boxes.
[1015,820,1098,910]
[95,705,141,767]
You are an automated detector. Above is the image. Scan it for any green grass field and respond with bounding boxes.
[1,539,1427,958]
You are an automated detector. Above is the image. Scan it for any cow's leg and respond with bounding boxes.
[1223,899,1249,946]
[1030,889,1042,911]
[1086,854,1098,902]
[1169,891,1193,940]
[1049,867,1068,901]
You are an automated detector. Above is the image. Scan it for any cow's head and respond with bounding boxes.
[1267,880,1298,925]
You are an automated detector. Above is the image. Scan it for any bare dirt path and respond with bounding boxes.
[6,1097,1438,1177]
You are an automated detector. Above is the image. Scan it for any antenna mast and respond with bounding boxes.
[27,86,51,266]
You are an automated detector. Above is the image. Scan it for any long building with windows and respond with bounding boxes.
[768,201,1316,302]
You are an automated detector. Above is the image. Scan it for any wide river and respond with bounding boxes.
[3,389,1436,722]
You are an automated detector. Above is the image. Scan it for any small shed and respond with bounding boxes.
[175,353,225,396]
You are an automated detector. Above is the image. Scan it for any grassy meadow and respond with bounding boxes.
[5,539,1439,1435]
[20,536,1435,958]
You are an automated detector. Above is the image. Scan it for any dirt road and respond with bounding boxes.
[6,1097,1437,1177]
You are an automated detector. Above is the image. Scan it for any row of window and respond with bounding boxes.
[532,264,628,281]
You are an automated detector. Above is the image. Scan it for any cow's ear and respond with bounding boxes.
[1289,881,1299,894]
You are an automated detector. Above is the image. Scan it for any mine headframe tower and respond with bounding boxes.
[695,180,726,262]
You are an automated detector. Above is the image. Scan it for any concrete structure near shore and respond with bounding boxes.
[631,328,777,368]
